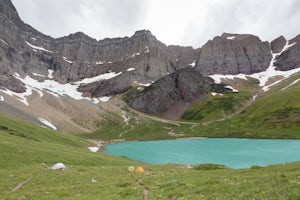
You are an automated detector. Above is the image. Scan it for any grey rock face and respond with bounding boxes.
[274,35,300,71]
[195,33,272,75]
[271,36,286,53]
[0,73,25,92]
[126,68,216,114]
[0,0,198,93]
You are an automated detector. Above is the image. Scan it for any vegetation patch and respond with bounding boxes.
[194,164,227,170]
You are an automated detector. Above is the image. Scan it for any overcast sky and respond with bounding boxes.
[11,0,300,48]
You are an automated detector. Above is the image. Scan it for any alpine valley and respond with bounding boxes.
[1,0,300,199]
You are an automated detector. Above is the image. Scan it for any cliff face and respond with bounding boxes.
[195,33,272,75]
[274,35,300,71]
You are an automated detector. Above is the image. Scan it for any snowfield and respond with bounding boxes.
[0,71,121,106]
[38,118,57,130]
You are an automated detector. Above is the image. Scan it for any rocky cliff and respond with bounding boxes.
[195,33,272,75]
[274,35,300,71]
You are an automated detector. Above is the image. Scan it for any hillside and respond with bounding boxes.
[1,113,300,199]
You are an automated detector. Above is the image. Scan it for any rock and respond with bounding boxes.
[0,74,25,92]
[271,36,286,53]
[126,68,220,114]
[195,33,272,75]
[274,35,300,71]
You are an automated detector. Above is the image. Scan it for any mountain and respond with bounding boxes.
[0,0,300,132]
[0,0,198,95]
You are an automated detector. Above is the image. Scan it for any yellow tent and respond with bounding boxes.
[135,167,145,173]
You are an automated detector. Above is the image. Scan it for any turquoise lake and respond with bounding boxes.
[104,138,300,169]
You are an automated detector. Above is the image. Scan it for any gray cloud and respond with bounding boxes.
[11,0,300,48]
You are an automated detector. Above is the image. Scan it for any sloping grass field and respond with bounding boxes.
[1,113,300,199]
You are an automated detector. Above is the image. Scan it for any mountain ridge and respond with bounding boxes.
[1,0,300,131]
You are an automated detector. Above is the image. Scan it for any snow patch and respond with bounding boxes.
[0,95,4,101]
[211,92,223,96]
[189,60,196,67]
[262,80,282,92]
[25,41,52,53]
[99,96,111,102]
[252,95,258,101]
[63,57,73,64]
[88,147,99,152]
[225,85,239,92]
[48,69,54,79]
[140,83,152,87]
[76,72,122,85]
[0,39,8,45]
[281,78,300,91]
[38,118,57,130]
[227,36,236,40]
[126,68,135,72]
[131,53,140,58]
[209,74,247,84]
[96,61,105,65]
[145,46,150,53]
[32,73,46,77]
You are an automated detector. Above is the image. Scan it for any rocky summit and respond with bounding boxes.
[0,0,300,121]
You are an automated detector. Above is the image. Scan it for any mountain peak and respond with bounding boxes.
[220,33,258,40]
[131,29,157,40]
[0,0,21,23]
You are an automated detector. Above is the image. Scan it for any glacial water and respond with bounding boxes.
[104,138,300,169]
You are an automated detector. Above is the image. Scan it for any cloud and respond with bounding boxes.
[11,0,300,48]
[12,0,147,39]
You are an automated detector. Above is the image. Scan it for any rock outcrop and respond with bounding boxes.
[125,68,223,114]
[271,36,286,53]
[274,35,300,71]
[195,33,272,75]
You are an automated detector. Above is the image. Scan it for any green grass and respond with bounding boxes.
[181,77,259,122]
[1,110,300,199]
[2,161,300,199]
[181,91,251,121]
